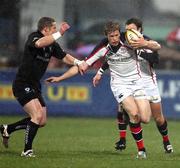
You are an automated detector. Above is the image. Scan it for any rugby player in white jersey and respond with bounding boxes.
[46,21,154,159]
[93,18,173,154]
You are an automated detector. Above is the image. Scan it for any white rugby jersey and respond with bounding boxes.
[86,38,141,82]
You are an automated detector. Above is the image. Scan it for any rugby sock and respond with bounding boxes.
[7,117,31,134]
[117,112,127,139]
[129,122,145,151]
[24,121,39,151]
[157,120,169,142]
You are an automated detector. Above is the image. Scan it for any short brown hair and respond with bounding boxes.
[37,17,55,31]
[104,21,120,35]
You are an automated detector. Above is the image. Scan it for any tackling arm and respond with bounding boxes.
[130,38,161,51]
[62,54,83,66]
[144,40,161,51]
[45,65,79,83]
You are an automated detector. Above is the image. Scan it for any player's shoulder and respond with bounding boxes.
[143,34,151,40]
[27,31,43,44]
[99,38,109,46]
[28,31,42,38]
[87,38,108,57]
[93,38,108,50]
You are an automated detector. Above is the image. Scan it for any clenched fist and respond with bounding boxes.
[60,22,70,35]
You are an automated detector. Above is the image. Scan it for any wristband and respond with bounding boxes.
[97,68,104,75]
[74,59,83,66]
[52,31,62,40]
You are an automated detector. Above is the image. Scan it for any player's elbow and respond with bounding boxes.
[156,43,161,50]
[153,42,161,51]
[35,40,43,48]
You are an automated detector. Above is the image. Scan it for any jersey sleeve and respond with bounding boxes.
[52,42,67,60]
[26,32,41,48]
[143,35,151,41]
[139,51,159,65]
[101,61,109,71]
[85,38,109,66]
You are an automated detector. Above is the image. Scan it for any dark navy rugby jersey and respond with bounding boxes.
[15,31,66,83]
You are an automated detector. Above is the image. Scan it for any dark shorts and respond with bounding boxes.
[12,81,46,107]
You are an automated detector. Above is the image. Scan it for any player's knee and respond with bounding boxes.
[129,113,140,123]
[154,116,164,125]
[39,120,47,127]
[141,117,150,124]
[32,110,44,124]
[39,123,46,127]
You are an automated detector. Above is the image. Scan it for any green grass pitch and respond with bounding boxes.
[0,116,180,168]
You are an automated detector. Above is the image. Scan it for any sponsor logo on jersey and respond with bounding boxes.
[118,93,123,99]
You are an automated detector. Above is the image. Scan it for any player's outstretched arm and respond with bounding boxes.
[36,22,70,48]
[45,65,79,83]
[62,54,83,66]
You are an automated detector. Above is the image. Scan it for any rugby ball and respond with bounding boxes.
[125,29,143,44]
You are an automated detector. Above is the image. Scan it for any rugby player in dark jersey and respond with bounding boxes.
[0,17,82,157]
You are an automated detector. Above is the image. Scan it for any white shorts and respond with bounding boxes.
[143,79,161,103]
[110,77,147,103]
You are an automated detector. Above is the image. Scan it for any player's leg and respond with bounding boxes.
[37,94,47,127]
[0,117,31,148]
[122,96,146,159]
[110,80,146,158]
[21,97,47,157]
[135,98,151,123]
[115,104,129,151]
[151,102,173,153]
[0,109,46,149]
[1,82,35,148]
[133,89,151,124]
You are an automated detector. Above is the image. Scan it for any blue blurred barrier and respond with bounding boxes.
[0,69,180,118]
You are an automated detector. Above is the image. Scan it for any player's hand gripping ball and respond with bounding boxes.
[125,29,143,44]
